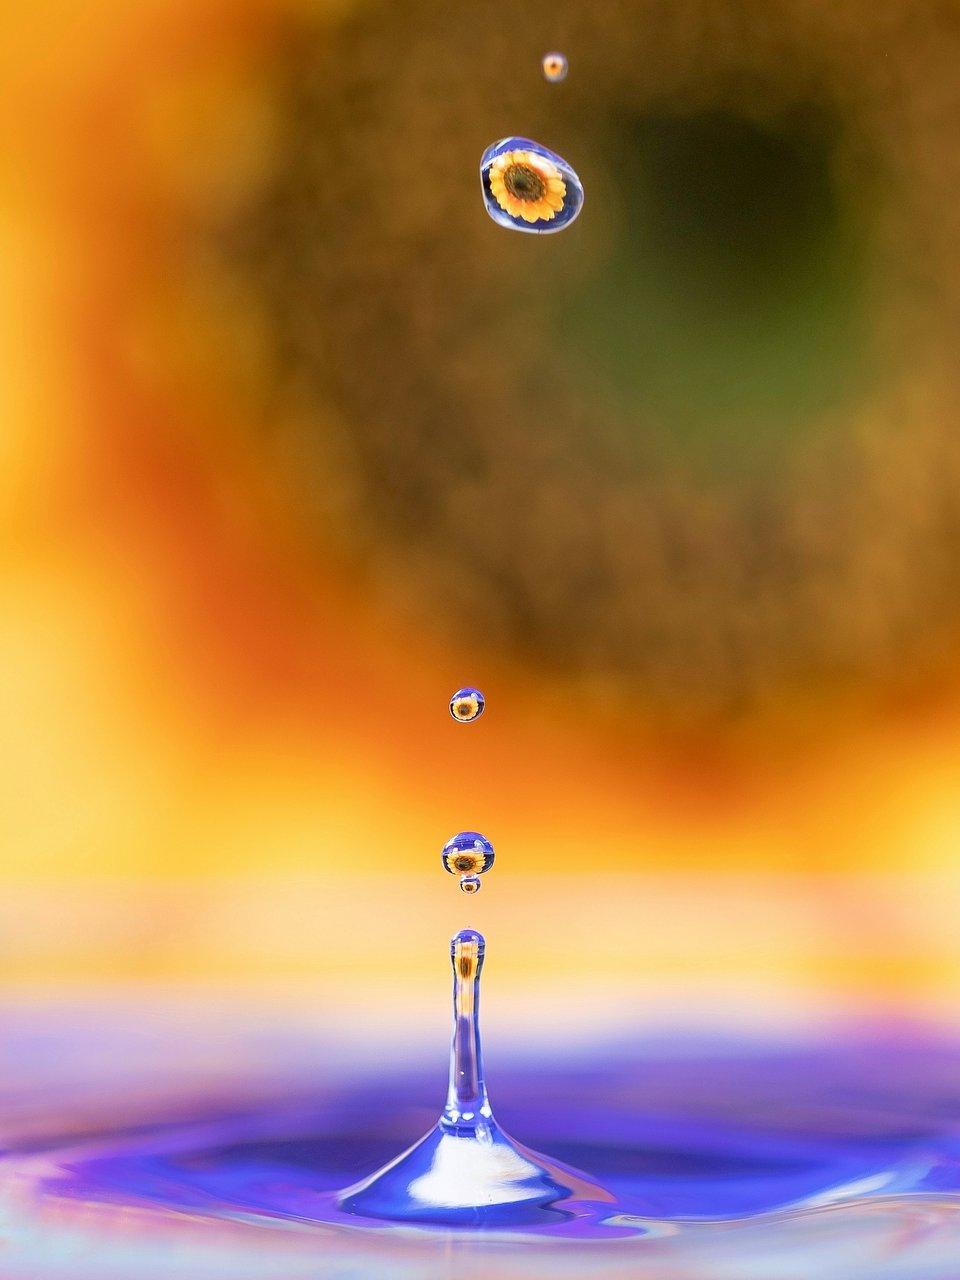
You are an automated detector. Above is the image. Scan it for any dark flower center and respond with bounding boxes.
[453,855,475,872]
[504,162,546,202]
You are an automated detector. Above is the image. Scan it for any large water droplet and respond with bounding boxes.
[449,686,485,722]
[442,831,495,880]
[480,137,583,234]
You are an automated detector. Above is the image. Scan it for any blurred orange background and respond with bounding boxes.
[5,0,960,1032]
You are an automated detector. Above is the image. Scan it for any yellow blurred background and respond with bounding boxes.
[5,0,960,1029]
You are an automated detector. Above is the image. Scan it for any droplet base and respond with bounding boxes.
[338,1114,619,1229]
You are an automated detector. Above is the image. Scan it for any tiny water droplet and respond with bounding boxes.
[449,686,485,722]
[480,137,583,234]
[541,51,568,82]
[459,873,482,894]
[442,831,495,880]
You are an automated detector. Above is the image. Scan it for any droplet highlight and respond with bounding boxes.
[442,831,495,882]
[541,51,568,82]
[449,686,485,722]
[480,137,583,234]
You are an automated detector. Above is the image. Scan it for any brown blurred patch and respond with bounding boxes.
[201,0,960,732]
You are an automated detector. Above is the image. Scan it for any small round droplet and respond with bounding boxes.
[449,687,485,723]
[480,137,583,235]
[459,874,482,894]
[442,831,495,880]
[541,52,568,82]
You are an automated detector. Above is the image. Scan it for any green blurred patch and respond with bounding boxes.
[556,110,868,461]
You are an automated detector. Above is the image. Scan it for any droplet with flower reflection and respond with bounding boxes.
[442,832,495,890]
[449,686,485,722]
[480,137,583,234]
[541,51,568,82]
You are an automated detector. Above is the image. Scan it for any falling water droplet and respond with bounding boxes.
[541,51,568,82]
[459,873,482,894]
[449,686,485,722]
[442,831,495,882]
[480,137,583,234]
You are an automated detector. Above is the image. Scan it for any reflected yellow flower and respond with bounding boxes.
[451,693,480,721]
[488,149,566,224]
[444,850,487,876]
